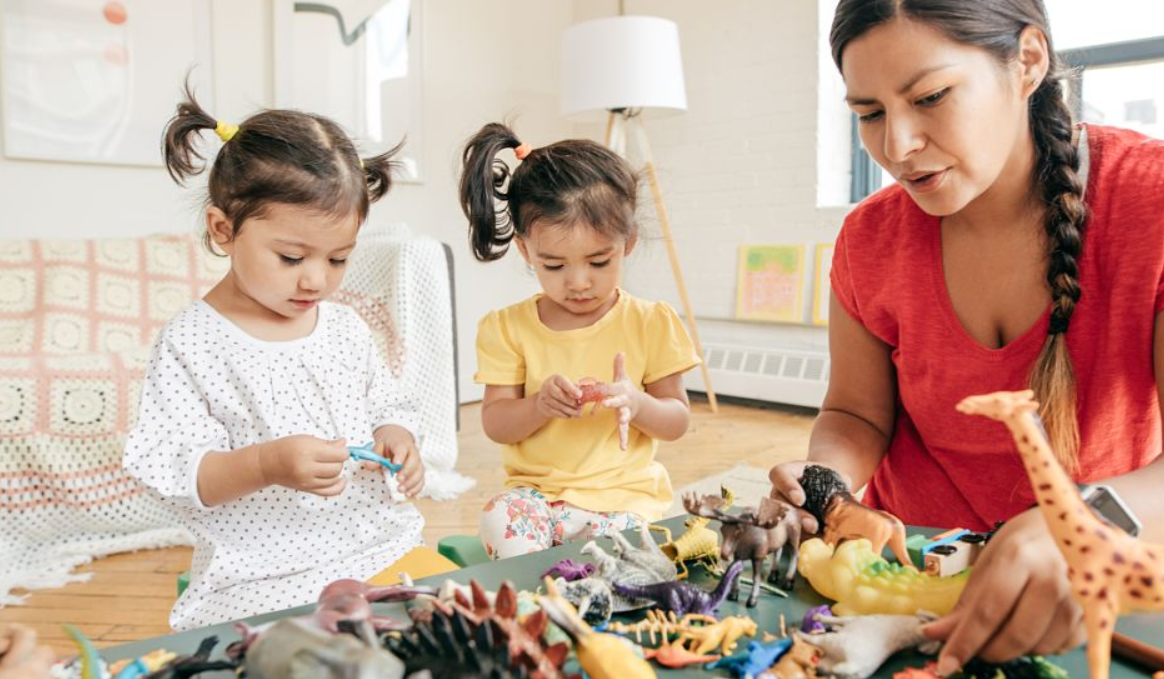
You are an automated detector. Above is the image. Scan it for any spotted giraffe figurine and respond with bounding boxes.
[957,389,1164,679]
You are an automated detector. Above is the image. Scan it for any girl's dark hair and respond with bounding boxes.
[831,0,1086,471]
[162,81,401,251]
[458,122,638,262]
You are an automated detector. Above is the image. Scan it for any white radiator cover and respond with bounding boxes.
[683,342,829,408]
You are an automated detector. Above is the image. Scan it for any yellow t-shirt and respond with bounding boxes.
[474,290,701,521]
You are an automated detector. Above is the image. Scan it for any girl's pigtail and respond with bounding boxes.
[161,80,218,185]
[459,123,522,262]
[361,139,404,204]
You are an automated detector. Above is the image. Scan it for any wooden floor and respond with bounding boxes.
[0,397,814,656]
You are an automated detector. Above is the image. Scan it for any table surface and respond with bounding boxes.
[102,518,1163,678]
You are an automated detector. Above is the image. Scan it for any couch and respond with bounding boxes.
[0,223,470,605]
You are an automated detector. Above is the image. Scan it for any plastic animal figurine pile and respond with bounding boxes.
[958,390,1164,679]
[761,634,822,679]
[684,492,804,606]
[800,464,914,568]
[580,524,677,612]
[539,577,658,679]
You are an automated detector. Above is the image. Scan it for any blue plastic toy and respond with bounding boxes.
[705,637,793,678]
[348,441,403,474]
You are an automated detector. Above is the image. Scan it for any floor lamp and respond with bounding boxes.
[561,15,719,413]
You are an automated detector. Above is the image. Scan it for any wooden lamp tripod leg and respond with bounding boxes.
[626,115,718,413]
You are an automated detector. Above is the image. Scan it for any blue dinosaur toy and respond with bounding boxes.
[706,637,793,679]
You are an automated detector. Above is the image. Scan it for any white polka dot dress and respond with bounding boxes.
[123,301,424,631]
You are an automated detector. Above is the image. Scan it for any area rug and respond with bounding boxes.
[665,462,774,518]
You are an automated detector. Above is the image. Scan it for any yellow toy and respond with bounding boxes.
[797,538,967,616]
[653,486,735,579]
[606,609,758,655]
[539,577,658,679]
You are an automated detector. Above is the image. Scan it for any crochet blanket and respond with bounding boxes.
[0,225,469,605]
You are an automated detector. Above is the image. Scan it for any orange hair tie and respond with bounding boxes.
[514,143,532,160]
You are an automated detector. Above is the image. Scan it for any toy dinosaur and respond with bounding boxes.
[801,612,939,679]
[606,610,757,655]
[958,390,1164,679]
[610,559,745,616]
[389,588,573,679]
[109,649,178,679]
[610,522,679,582]
[540,577,658,679]
[642,641,721,668]
[800,465,914,569]
[685,492,804,606]
[542,558,596,581]
[582,537,670,612]
[797,538,967,615]
[347,441,403,474]
[553,575,614,625]
[442,580,573,679]
[707,637,793,679]
[761,634,822,679]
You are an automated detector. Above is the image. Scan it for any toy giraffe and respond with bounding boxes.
[957,390,1164,679]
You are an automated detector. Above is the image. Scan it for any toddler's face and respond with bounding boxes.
[517,221,635,318]
[211,202,359,320]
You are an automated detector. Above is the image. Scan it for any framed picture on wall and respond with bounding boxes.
[812,242,834,326]
[735,244,806,323]
[0,0,214,166]
[272,0,424,183]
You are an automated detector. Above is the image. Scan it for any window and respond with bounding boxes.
[847,2,1164,203]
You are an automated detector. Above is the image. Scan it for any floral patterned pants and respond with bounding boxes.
[478,487,642,560]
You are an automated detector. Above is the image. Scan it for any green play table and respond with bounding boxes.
[99,518,1163,677]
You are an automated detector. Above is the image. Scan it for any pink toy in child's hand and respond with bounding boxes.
[576,377,611,405]
[575,376,630,450]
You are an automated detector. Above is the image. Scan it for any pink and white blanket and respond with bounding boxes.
[0,226,468,604]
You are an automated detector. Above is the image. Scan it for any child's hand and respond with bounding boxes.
[0,624,55,679]
[374,426,425,498]
[536,375,583,420]
[600,352,641,450]
[259,435,348,497]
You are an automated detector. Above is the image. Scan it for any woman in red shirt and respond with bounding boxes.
[770,0,1164,673]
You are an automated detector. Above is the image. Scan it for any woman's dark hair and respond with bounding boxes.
[831,0,1086,471]
[162,81,401,251]
[458,122,638,262]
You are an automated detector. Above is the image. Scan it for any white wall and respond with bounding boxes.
[0,0,575,404]
[0,0,855,406]
[571,0,852,369]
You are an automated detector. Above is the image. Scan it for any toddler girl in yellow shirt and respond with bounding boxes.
[459,123,702,559]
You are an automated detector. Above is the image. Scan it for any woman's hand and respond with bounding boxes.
[535,375,583,420]
[600,352,643,450]
[0,624,54,679]
[374,426,425,498]
[768,460,852,534]
[923,508,1085,673]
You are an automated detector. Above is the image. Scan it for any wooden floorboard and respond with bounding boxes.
[0,397,814,657]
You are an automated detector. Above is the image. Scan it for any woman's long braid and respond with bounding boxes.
[1028,74,1087,472]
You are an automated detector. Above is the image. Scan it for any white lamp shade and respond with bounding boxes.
[561,15,687,119]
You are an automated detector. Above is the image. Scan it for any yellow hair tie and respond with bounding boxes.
[214,120,239,143]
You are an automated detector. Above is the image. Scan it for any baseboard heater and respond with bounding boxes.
[684,342,829,408]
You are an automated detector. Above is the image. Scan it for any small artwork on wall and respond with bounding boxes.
[0,0,214,166]
[735,244,805,323]
[812,243,834,326]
